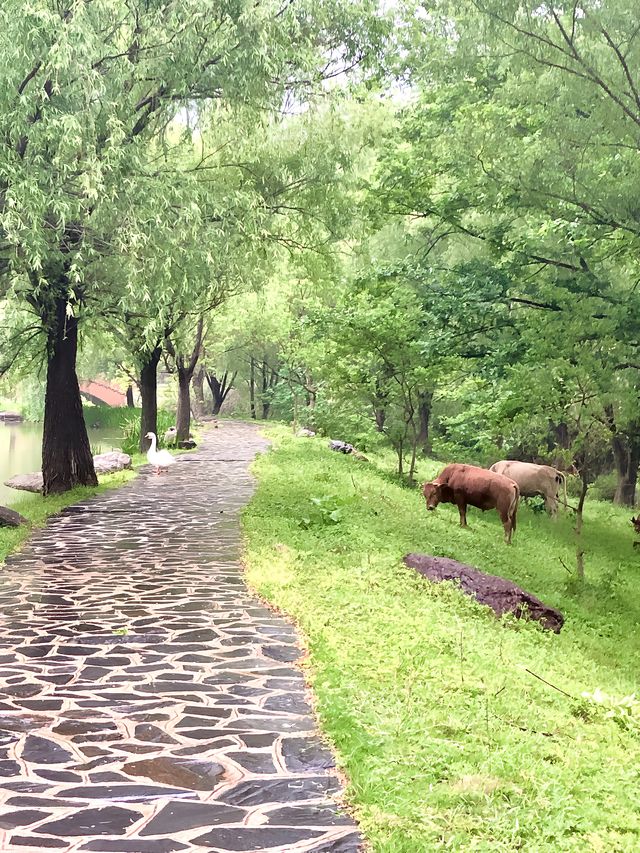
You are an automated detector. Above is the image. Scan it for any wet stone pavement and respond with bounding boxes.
[0,422,361,853]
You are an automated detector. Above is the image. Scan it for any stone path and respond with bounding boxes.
[0,422,361,853]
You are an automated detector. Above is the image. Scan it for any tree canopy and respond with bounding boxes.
[0,0,637,510]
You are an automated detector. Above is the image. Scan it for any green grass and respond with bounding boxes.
[0,469,136,565]
[84,404,136,430]
[243,426,640,852]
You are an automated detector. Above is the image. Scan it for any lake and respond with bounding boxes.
[0,421,123,506]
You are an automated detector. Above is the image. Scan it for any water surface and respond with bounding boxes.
[0,421,122,506]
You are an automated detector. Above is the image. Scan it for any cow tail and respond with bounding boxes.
[509,484,519,533]
[556,471,568,509]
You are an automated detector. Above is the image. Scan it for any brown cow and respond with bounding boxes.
[632,516,640,548]
[423,463,520,544]
[490,460,567,517]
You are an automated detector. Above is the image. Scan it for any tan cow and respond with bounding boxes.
[423,463,520,544]
[489,460,567,516]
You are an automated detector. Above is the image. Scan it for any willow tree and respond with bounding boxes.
[0,0,388,493]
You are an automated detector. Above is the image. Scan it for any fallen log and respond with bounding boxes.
[404,553,564,633]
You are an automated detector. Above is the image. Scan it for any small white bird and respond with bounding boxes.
[145,432,176,475]
[164,426,177,446]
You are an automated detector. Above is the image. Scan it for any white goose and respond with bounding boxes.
[145,432,176,475]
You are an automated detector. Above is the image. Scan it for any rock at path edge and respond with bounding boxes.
[0,505,28,527]
[92,451,133,475]
[5,451,132,492]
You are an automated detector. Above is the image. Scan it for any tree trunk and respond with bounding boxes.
[405,389,419,484]
[575,470,589,580]
[291,382,299,432]
[261,360,270,420]
[210,375,224,416]
[408,432,418,484]
[374,407,386,432]
[605,406,640,506]
[192,366,206,418]
[397,441,404,477]
[258,359,280,420]
[306,373,316,409]
[166,317,204,443]
[249,357,256,419]
[139,346,161,452]
[176,365,191,441]
[555,422,571,449]
[205,369,236,415]
[417,390,433,456]
[126,385,135,407]
[548,420,571,451]
[373,379,389,433]
[612,433,640,506]
[42,295,98,495]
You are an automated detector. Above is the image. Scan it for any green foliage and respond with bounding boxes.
[83,406,134,431]
[0,0,396,492]
[244,428,640,851]
[299,492,358,529]
[562,474,582,500]
[121,409,175,456]
[310,396,383,451]
[578,689,640,736]
[350,0,640,502]
[592,473,618,503]
[304,272,436,479]
[12,376,45,422]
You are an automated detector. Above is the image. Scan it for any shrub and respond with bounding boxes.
[592,472,618,503]
[564,473,583,498]
[83,405,136,431]
[308,396,382,452]
[121,409,175,456]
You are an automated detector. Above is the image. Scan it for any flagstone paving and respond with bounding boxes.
[0,422,361,853]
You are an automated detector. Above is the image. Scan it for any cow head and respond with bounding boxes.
[422,481,442,511]
[631,516,640,534]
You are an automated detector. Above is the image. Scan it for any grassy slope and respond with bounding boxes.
[0,469,136,565]
[243,427,640,852]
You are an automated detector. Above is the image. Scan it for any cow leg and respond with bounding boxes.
[500,502,516,544]
[545,493,558,517]
[457,502,468,528]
